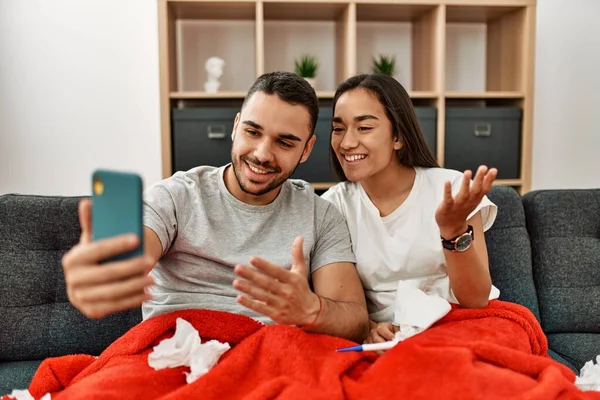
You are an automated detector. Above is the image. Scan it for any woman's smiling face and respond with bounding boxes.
[331,88,402,182]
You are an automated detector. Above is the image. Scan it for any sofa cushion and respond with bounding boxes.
[523,189,600,335]
[0,360,42,395]
[546,348,576,373]
[0,194,142,362]
[485,187,541,321]
[547,333,600,372]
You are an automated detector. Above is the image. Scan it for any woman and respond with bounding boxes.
[321,74,500,346]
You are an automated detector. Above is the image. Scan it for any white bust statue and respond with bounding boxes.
[204,56,225,93]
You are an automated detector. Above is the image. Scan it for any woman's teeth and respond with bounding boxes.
[344,154,366,162]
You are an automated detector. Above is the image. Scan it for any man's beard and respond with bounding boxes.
[231,153,302,197]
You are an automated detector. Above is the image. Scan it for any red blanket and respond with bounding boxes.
[4,300,598,400]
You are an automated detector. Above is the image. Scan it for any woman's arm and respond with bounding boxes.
[435,166,497,308]
[439,212,492,308]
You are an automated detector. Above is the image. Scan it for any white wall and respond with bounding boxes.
[0,0,162,196]
[0,0,598,196]
[530,0,600,189]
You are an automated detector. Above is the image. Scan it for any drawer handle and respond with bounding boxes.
[474,123,491,137]
[207,125,226,140]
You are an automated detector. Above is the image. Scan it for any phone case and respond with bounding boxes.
[91,169,144,262]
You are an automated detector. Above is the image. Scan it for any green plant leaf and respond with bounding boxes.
[294,54,319,78]
[372,54,396,76]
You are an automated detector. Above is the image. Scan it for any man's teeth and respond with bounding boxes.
[248,163,270,174]
[344,154,366,162]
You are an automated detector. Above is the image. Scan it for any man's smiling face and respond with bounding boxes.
[230,91,316,198]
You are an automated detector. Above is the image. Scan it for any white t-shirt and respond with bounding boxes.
[321,167,500,327]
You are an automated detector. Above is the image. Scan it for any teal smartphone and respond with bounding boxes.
[91,169,144,262]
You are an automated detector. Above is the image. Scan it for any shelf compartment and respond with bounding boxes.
[446,4,525,23]
[263,2,354,92]
[168,1,256,20]
[445,91,524,99]
[263,2,348,21]
[445,4,527,93]
[173,1,257,93]
[356,3,442,92]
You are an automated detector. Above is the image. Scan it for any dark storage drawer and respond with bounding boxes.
[291,106,339,184]
[415,107,437,157]
[445,107,522,179]
[172,107,237,172]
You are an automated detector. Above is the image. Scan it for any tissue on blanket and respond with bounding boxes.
[393,280,452,337]
[6,390,50,400]
[147,317,230,383]
[576,355,600,391]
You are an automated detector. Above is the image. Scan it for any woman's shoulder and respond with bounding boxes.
[319,181,362,218]
[417,166,464,185]
[320,181,359,202]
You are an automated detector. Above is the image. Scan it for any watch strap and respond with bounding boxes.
[441,225,474,251]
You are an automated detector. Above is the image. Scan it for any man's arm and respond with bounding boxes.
[303,261,370,343]
[144,226,164,264]
[304,198,369,342]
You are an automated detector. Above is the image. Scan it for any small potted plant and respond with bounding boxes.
[294,54,319,89]
[372,54,397,77]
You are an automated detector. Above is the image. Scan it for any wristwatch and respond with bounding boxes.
[441,225,474,252]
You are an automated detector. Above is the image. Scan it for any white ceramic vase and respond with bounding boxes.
[304,77,316,89]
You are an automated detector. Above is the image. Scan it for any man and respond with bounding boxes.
[62,71,369,343]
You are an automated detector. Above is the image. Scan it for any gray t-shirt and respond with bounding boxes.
[141,165,356,323]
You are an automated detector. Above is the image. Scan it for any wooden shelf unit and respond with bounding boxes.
[158,0,537,193]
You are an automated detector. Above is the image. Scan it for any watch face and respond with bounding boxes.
[455,234,473,252]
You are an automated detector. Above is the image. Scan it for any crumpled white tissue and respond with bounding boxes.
[575,355,600,391]
[8,390,50,400]
[392,280,452,338]
[147,317,231,384]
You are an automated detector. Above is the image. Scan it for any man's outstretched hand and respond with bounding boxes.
[233,236,320,327]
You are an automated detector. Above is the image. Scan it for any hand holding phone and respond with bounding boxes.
[61,169,154,319]
[91,169,144,262]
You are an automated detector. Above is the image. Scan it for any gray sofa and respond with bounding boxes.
[0,187,598,395]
